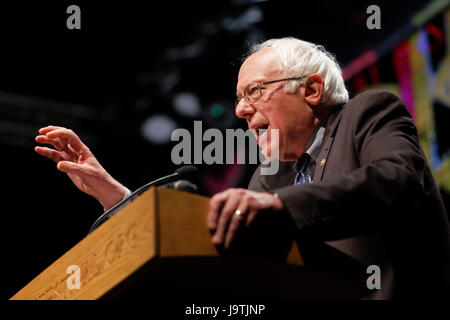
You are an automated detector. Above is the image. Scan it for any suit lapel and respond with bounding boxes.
[313,105,344,182]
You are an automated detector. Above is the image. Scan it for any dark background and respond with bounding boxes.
[2,0,447,299]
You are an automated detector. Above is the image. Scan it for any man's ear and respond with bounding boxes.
[304,74,324,106]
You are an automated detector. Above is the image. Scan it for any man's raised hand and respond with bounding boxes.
[35,126,127,210]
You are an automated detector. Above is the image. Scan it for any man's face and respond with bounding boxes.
[235,48,316,161]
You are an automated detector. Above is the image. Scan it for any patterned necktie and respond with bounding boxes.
[293,153,311,185]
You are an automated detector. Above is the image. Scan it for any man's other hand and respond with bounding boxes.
[35,126,127,210]
[207,188,284,249]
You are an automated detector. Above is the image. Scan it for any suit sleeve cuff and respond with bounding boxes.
[272,185,319,230]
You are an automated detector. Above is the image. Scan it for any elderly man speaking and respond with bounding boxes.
[35,37,450,299]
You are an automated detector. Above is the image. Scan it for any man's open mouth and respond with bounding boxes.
[253,124,269,145]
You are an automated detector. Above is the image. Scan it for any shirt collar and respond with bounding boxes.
[293,116,327,173]
[305,126,325,163]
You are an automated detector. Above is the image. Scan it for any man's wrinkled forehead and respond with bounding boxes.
[236,48,280,93]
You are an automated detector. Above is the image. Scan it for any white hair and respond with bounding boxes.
[247,37,349,106]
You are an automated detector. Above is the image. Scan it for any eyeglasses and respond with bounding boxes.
[235,76,308,107]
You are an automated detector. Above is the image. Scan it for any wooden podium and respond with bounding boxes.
[10,187,365,300]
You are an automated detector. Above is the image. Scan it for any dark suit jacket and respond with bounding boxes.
[247,90,450,299]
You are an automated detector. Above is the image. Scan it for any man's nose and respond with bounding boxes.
[235,99,255,119]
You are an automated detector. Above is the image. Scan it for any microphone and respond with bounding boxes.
[88,165,198,234]
[161,179,199,194]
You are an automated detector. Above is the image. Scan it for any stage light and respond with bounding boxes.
[209,103,225,118]
[141,114,178,145]
[222,6,263,32]
[173,92,201,117]
[203,100,237,129]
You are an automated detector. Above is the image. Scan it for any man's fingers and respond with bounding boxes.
[35,135,64,150]
[245,209,259,227]
[35,146,63,163]
[224,204,248,248]
[36,135,79,160]
[38,126,66,135]
[46,128,87,153]
[212,195,240,245]
[56,161,85,175]
[207,191,229,230]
